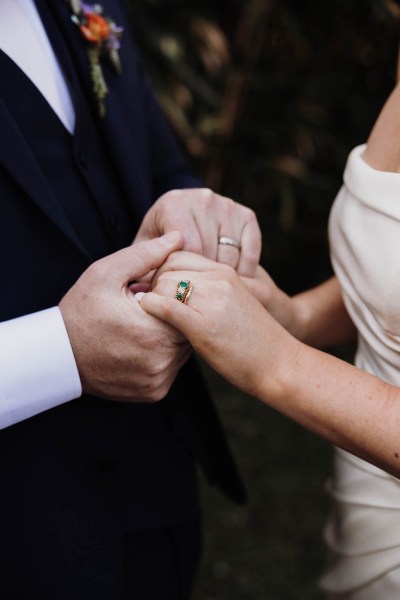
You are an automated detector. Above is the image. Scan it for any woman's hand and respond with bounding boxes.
[140,251,400,477]
[241,266,305,339]
[242,268,357,348]
[140,251,299,400]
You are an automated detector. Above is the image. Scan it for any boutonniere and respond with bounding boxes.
[68,1,123,117]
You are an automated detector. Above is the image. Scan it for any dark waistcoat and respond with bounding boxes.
[0,0,245,596]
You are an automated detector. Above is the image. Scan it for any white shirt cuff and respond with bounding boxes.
[0,307,82,429]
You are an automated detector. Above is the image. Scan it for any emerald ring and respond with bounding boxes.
[176,279,193,304]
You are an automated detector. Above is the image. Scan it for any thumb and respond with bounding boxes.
[107,231,184,283]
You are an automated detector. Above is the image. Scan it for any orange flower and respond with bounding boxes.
[79,12,110,43]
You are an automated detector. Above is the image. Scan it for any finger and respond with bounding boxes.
[152,275,198,307]
[140,291,202,342]
[133,269,156,286]
[210,196,258,271]
[134,291,189,345]
[170,188,221,259]
[216,241,241,269]
[166,215,204,255]
[237,219,262,277]
[105,231,184,283]
[128,282,150,294]
[151,251,225,287]
[197,191,243,262]
[188,192,220,259]
[152,272,221,320]
[134,190,206,255]
[171,188,244,261]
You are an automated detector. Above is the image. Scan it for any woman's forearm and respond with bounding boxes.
[143,252,397,477]
[262,337,400,476]
[244,270,356,349]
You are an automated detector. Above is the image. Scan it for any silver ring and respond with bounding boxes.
[218,236,241,250]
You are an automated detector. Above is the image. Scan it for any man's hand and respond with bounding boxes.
[59,232,191,402]
[133,188,262,277]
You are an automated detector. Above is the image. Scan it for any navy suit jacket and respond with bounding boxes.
[0,1,245,597]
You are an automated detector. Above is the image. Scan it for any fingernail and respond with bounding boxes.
[135,291,145,302]
[159,231,182,247]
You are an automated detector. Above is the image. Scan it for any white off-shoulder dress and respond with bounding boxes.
[320,144,400,599]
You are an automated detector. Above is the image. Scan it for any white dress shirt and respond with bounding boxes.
[0,0,82,429]
[0,0,75,132]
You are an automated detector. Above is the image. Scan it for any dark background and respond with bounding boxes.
[125,1,400,597]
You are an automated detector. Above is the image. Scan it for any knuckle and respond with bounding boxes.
[186,240,203,255]
[148,385,169,402]
[165,252,182,269]
[157,272,170,284]
[238,204,257,224]
[220,263,236,280]
[245,206,257,222]
[199,187,214,208]
[132,243,155,271]
[218,253,238,268]
[87,258,108,282]
[158,189,181,207]
[140,386,162,403]
[222,195,236,212]
[219,277,234,295]
[142,369,171,402]
[145,387,165,403]
[133,242,151,261]
[244,243,262,263]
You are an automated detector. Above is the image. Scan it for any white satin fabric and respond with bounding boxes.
[320,144,400,597]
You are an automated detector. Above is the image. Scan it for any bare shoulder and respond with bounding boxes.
[364,71,400,173]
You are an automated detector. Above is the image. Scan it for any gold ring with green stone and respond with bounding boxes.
[176,279,193,304]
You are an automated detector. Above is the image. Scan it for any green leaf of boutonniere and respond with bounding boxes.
[68,1,123,117]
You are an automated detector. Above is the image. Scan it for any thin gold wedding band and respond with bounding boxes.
[218,236,241,250]
[183,285,193,305]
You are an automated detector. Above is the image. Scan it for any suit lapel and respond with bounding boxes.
[0,98,90,258]
[0,0,148,259]
[44,0,151,219]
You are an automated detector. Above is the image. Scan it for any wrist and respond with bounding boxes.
[287,294,310,342]
[252,318,303,408]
